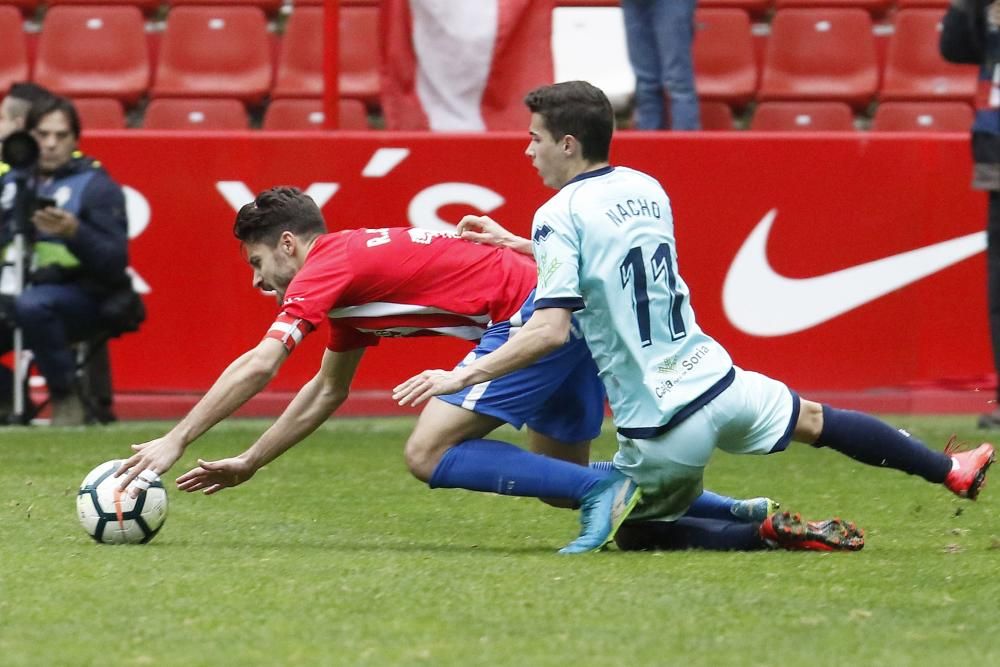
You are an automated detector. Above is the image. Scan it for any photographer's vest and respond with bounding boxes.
[0,154,99,288]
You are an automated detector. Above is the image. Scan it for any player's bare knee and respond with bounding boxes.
[794,400,825,443]
[403,435,448,483]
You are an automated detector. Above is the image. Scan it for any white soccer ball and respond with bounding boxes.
[76,460,168,545]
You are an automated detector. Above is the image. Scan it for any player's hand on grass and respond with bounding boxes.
[393,369,467,407]
[114,436,185,497]
[176,457,255,495]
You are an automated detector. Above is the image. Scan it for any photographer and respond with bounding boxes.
[0,96,130,425]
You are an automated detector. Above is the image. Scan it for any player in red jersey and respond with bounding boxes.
[114,186,862,553]
[114,186,640,553]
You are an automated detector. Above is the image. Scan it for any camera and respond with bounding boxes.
[0,130,39,170]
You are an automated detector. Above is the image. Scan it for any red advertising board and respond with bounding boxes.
[78,131,987,395]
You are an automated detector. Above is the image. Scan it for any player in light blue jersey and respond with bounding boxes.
[395,80,995,548]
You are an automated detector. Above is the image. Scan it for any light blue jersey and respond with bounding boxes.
[532,165,735,438]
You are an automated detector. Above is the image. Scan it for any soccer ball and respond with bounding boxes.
[76,460,168,545]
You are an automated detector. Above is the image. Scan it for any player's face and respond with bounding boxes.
[244,240,298,304]
[525,113,569,189]
[31,111,77,174]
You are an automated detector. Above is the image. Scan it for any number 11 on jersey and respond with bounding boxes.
[620,243,687,347]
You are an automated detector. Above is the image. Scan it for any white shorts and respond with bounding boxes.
[613,366,798,521]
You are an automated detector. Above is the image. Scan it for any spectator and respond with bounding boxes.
[0,96,133,425]
[621,0,700,130]
[939,0,1000,428]
[0,83,53,158]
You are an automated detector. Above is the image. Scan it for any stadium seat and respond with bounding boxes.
[152,7,272,105]
[0,6,29,97]
[34,6,150,106]
[896,0,948,7]
[750,101,856,131]
[263,98,370,130]
[73,97,127,130]
[880,9,978,103]
[698,0,772,19]
[758,9,878,110]
[46,0,161,16]
[871,101,973,131]
[552,6,633,110]
[143,98,249,130]
[167,0,282,17]
[273,6,380,107]
[699,100,735,130]
[693,9,757,109]
[774,0,892,16]
[339,5,382,106]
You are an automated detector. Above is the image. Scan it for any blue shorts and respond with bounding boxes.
[437,294,605,443]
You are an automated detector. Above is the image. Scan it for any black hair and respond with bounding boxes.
[26,96,81,138]
[233,186,328,246]
[524,81,614,163]
[7,82,53,107]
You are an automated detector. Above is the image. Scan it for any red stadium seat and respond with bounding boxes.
[34,6,150,106]
[896,0,948,7]
[758,9,878,109]
[880,9,978,103]
[263,98,370,130]
[338,5,380,106]
[272,6,380,107]
[699,100,735,130]
[693,9,757,109]
[73,97,127,130]
[272,7,322,99]
[47,0,161,16]
[153,7,272,105]
[698,0,772,19]
[750,101,856,131]
[143,98,248,130]
[774,0,892,16]
[167,0,282,17]
[0,6,29,96]
[871,101,973,131]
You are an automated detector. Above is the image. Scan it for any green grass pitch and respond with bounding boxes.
[2,415,999,666]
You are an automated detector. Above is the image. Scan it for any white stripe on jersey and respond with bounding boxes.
[353,325,487,341]
[329,301,492,323]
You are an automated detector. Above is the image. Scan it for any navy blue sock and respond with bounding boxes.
[430,439,606,501]
[616,518,765,551]
[593,461,739,520]
[814,405,951,483]
[684,490,738,521]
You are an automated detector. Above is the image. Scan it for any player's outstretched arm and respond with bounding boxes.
[457,215,533,256]
[115,337,289,494]
[176,347,365,494]
[393,307,571,407]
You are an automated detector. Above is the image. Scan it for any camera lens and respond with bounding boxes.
[1,131,40,169]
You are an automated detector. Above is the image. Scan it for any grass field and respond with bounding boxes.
[2,415,999,666]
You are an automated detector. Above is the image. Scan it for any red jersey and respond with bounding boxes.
[265,228,537,353]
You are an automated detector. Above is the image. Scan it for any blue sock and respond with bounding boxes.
[594,461,742,520]
[684,490,738,521]
[616,517,765,551]
[814,405,951,483]
[430,439,606,501]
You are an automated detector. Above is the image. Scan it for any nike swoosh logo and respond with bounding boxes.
[723,209,987,336]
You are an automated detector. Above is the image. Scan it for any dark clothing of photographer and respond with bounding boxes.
[940,0,1000,427]
[0,151,130,420]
